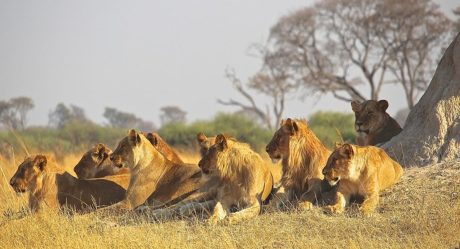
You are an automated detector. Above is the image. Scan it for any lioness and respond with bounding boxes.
[266,118,331,210]
[9,155,129,213]
[322,143,404,214]
[351,100,402,146]
[199,134,274,224]
[74,143,129,179]
[144,132,184,163]
[107,129,205,211]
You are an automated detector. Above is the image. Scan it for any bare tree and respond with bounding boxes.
[375,0,452,108]
[268,0,453,108]
[219,46,299,130]
[159,106,187,126]
[454,6,460,33]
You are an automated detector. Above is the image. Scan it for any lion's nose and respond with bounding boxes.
[198,160,203,168]
[9,178,15,187]
[356,121,363,126]
[322,169,328,175]
[265,146,270,153]
[109,154,114,161]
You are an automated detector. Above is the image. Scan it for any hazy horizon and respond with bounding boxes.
[1,0,458,127]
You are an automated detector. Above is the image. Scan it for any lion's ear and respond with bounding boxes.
[197,132,207,143]
[351,100,361,112]
[128,129,141,145]
[34,155,47,171]
[215,134,228,151]
[146,133,158,146]
[378,100,389,111]
[284,118,297,135]
[339,144,354,158]
[94,143,108,159]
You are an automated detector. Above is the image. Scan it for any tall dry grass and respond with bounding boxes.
[0,151,459,249]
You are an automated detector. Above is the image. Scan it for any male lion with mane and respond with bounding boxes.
[10,155,129,213]
[322,143,403,214]
[266,118,332,210]
[107,129,208,212]
[198,134,274,224]
[351,100,402,146]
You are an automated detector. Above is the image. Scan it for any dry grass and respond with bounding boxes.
[0,152,459,249]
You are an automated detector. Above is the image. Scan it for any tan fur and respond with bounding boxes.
[322,143,404,214]
[9,155,129,213]
[106,130,207,211]
[74,143,129,179]
[351,100,402,146]
[266,118,331,209]
[144,132,184,163]
[198,134,274,224]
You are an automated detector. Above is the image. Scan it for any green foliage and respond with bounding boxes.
[158,112,273,151]
[308,111,356,148]
[0,121,125,159]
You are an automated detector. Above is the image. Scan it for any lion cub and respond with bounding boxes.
[322,143,403,214]
[199,134,274,224]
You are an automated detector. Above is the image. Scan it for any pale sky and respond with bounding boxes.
[0,0,457,127]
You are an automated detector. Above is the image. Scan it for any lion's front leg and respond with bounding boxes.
[226,196,261,225]
[207,201,229,225]
[323,191,347,214]
[298,178,322,210]
[360,186,380,215]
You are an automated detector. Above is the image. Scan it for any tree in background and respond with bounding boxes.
[219,49,299,130]
[160,106,187,126]
[0,96,34,130]
[267,0,452,109]
[103,107,155,131]
[48,103,90,128]
[454,6,460,33]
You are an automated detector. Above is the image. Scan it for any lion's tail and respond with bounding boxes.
[261,173,277,205]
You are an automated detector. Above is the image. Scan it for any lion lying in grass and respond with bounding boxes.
[266,118,332,210]
[9,155,129,213]
[198,134,274,224]
[106,129,206,211]
[322,143,404,214]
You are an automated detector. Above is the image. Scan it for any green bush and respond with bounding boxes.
[308,111,356,148]
[158,112,272,151]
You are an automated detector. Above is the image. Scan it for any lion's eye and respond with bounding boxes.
[368,111,374,115]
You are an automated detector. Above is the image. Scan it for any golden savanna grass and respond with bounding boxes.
[0,151,459,249]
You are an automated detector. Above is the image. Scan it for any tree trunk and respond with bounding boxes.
[383,33,460,167]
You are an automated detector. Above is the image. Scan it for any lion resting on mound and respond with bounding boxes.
[107,129,206,211]
[266,118,332,210]
[74,143,129,179]
[198,134,274,224]
[351,100,402,146]
[322,143,404,214]
[9,155,129,213]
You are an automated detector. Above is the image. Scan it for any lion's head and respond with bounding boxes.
[10,155,48,193]
[198,134,227,175]
[322,144,356,186]
[144,132,183,163]
[110,129,145,168]
[196,133,215,158]
[351,100,390,135]
[74,143,112,179]
[265,118,302,163]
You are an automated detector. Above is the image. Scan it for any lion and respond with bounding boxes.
[107,129,207,211]
[143,132,184,163]
[322,143,404,214]
[9,154,129,213]
[74,143,129,179]
[198,134,274,224]
[265,118,332,210]
[351,100,402,146]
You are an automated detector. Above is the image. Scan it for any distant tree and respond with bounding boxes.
[454,6,460,33]
[268,0,452,109]
[103,107,155,131]
[160,106,187,126]
[218,47,299,130]
[48,103,89,128]
[0,96,34,130]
